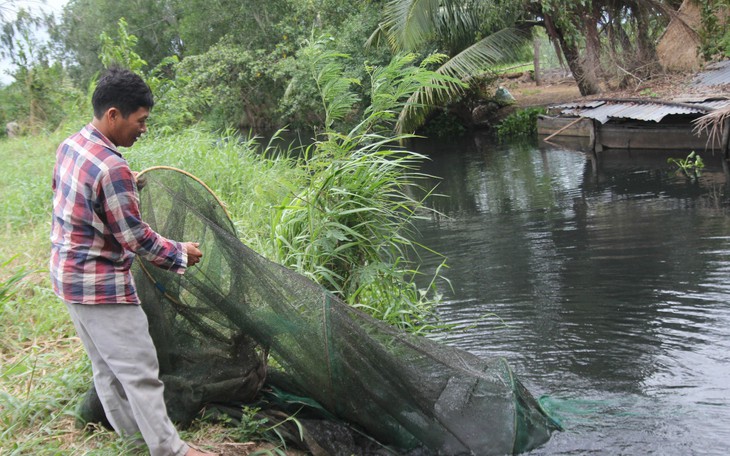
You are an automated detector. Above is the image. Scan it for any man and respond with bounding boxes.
[50,67,216,456]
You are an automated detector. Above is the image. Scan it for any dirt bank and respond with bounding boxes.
[502,69,709,110]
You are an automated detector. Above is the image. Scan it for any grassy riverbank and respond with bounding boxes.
[0,122,442,454]
[0,130,281,454]
[0,130,125,454]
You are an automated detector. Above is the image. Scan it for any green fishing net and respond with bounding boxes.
[77,166,560,454]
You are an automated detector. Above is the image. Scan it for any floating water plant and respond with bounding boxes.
[668,151,704,181]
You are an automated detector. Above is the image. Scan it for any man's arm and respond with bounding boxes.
[100,164,199,272]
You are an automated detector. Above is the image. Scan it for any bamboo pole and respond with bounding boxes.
[542,117,585,142]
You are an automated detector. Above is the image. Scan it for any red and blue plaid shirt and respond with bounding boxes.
[50,124,187,305]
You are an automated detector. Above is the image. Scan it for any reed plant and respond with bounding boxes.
[269,41,450,330]
[270,136,444,330]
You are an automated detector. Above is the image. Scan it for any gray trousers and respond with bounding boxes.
[65,302,189,456]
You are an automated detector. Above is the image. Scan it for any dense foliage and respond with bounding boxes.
[496,107,547,140]
[44,0,389,132]
[698,0,730,59]
[1,0,728,135]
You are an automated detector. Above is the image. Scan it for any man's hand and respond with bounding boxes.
[132,171,147,190]
[183,242,203,267]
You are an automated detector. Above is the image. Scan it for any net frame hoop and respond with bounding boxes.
[135,165,234,317]
[137,165,233,221]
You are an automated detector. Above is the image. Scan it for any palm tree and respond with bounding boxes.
[369,0,531,134]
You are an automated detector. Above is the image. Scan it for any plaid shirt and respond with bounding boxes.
[50,124,187,305]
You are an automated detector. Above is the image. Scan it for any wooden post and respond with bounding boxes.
[589,119,596,151]
[594,120,603,153]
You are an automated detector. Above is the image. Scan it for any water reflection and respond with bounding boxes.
[409,134,730,454]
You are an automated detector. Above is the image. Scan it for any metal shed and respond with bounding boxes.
[539,61,730,153]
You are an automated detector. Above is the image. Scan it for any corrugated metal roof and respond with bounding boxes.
[551,99,730,124]
[548,61,730,123]
[700,99,730,109]
[553,100,606,110]
[692,60,730,87]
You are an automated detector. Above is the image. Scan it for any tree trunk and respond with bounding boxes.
[544,13,601,96]
[533,36,542,86]
[633,4,660,76]
[582,5,602,91]
[608,13,632,56]
[25,68,38,133]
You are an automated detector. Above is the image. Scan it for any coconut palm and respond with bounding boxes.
[368,0,531,134]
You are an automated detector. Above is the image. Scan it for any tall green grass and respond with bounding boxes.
[0,128,302,454]
[270,136,444,330]
[264,42,449,330]
[127,127,304,252]
[0,134,56,252]
[0,133,92,454]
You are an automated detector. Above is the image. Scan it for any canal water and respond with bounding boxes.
[409,134,730,455]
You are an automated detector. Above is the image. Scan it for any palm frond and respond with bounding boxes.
[436,0,494,52]
[365,23,387,50]
[341,53,462,136]
[396,27,531,134]
[381,0,441,52]
[437,26,531,79]
[693,105,730,150]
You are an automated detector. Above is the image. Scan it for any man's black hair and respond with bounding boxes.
[92,67,154,119]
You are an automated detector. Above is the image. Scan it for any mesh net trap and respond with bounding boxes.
[76,166,561,455]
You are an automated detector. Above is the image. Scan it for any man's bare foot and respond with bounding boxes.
[185,444,218,456]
